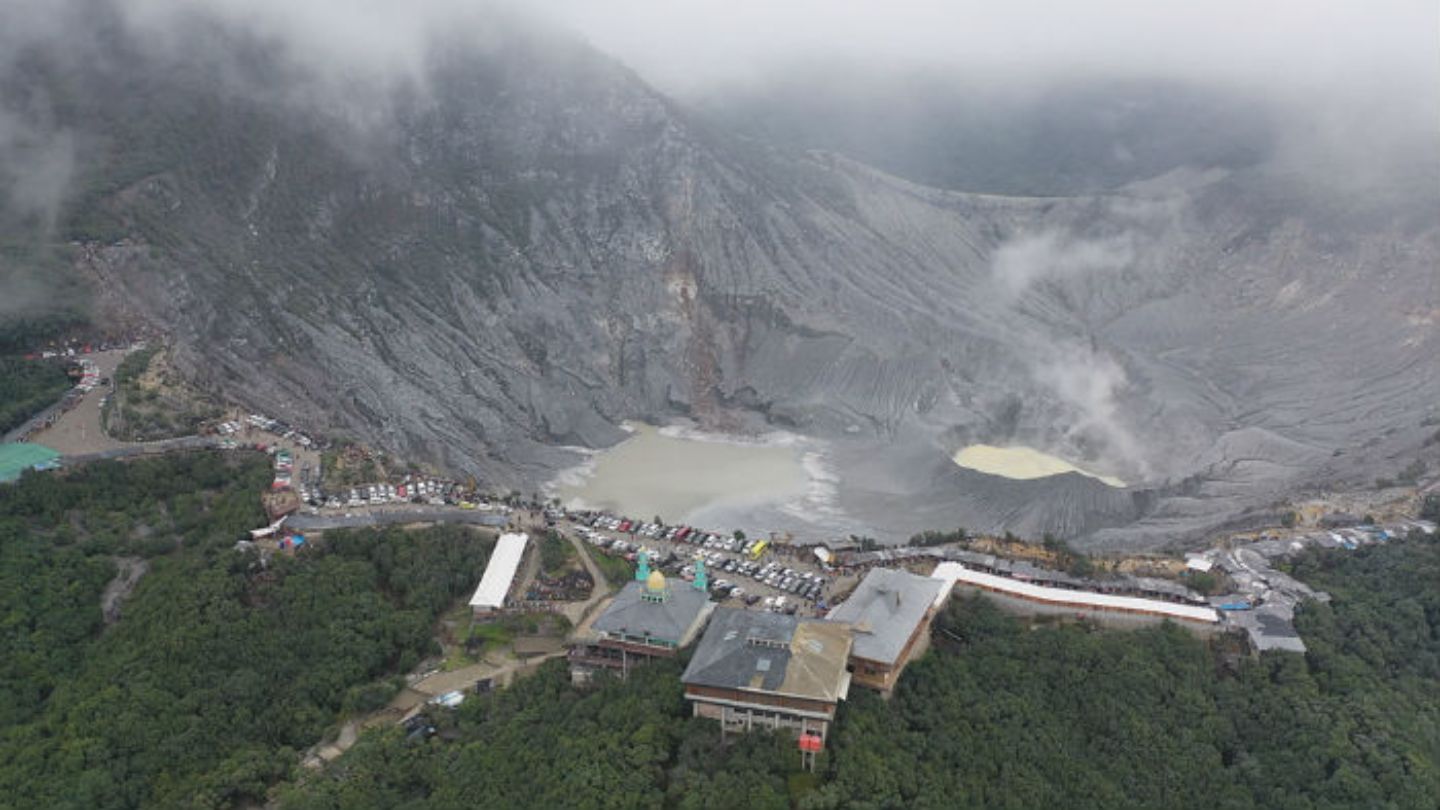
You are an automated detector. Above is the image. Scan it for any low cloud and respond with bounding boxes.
[528,1,1437,110]
[0,1,87,237]
[983,194,1195,479]
[990,230,1133,303]
[0,110,76,235]
[1032,343,1148,479]
[0,270,51,320]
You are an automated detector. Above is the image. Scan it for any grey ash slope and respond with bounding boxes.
[25,14,1440,549]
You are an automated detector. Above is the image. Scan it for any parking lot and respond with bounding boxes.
[22,349,130,454]
[562,512,850,616]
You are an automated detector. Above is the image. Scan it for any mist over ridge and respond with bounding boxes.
[0,0,1435,548]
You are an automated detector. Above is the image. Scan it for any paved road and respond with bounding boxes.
[2,397,71,444]
[61,436,218,464]
[288,508,510,532]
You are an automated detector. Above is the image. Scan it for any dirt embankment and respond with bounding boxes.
[968,536,1185,578]
[105,347,222,442]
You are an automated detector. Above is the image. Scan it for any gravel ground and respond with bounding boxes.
[287,508,509,532]
[23,349,129,455]
[560,514,853,617]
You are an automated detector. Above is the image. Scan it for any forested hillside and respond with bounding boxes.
[0,356,69,435]
[813,541,1440,808]
[0,454,494,809]
[279,659,804,810]
[0,453,1433,808]
[279,534,1439,809]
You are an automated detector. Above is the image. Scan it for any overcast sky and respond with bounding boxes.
[5,0,1436,179]
[526,0,1438,97]
[86,1,1437,100]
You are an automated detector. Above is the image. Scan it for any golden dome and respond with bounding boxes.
[645,570,667,592]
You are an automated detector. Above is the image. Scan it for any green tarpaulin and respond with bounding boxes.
[0,443,61,482]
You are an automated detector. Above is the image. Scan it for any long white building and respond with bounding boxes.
[932,561,1220,624]
[469,532,529,615]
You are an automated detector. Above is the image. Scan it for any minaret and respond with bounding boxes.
[636,550,650,582]
[693,555,707,592]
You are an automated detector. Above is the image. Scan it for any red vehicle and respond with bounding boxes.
[617,520,632,532]
[675,527,692,541]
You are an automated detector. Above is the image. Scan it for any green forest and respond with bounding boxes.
[809,536,1440,809]
[2,451,1436,808]
[0,453,494,809]
[0,356,70,435]
[279,533,1439,810]
[278,658,803,810]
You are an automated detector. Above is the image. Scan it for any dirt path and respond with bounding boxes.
[514,528,543,598]
[410,652,564,698]
[101,556,148,624]
[305,651,566,768]
[558,532,611,627]
[300,525,617,772]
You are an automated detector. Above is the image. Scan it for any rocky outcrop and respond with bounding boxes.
[21,12,1440,548]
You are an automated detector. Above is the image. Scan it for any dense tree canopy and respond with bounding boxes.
[3,452,1436,809]
[0,311,87,355]
[809,536,1440,809]
[279,660,802,810]
[281,534,1439,810]
[0,454,493,809]
[0,356,70,434]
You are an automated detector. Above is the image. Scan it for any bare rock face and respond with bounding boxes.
[17,12,1440,548]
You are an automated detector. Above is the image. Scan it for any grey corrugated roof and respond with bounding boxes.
[592,580,712,644]
[681,608,852,701]
[826,568,943,665]
[1250,610,1308,653]
[1228,605,1308,654]
[683,609,795,692]
[948,550,996,568]
[1125,576,1198,599]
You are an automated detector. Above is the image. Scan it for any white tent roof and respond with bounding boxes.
[249,515,287,540]
[1185,555,1215,572]
[933,561,1219,623]
[469,532,529,609]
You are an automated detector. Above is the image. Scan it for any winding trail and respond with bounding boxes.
[558,530,611,627]
[303,527,610,769]
[100,556,148,624]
